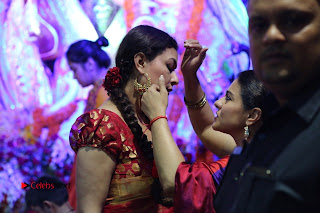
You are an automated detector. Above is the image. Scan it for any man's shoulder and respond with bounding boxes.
[287,85,320,123]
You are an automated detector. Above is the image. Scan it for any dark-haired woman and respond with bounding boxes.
[141,40,269,212]
[66,36,111,210]
[67,36,111,112]
[69,25,182,212]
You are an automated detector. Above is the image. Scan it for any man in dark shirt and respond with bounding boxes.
[214,0,320,212]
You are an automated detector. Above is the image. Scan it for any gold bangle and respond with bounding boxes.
[184,93,207,109]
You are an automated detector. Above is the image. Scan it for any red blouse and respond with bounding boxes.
[69,109,158,212]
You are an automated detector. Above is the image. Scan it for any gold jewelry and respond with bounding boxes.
[134,73,151,95]
[184,93,207,109]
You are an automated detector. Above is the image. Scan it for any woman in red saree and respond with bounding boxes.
[69,25,182,212]
[141,40,269,212]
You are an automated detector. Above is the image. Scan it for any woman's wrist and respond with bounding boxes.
[184,93,207,109]
[149,115,167,127]
[183,78,203,99]
[182,74,199,85]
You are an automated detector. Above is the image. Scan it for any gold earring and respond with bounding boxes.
[134,73,151,95]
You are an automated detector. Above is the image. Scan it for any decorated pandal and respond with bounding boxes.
[0,0,249,211]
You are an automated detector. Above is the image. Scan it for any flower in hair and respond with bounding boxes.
[104,67,122,91]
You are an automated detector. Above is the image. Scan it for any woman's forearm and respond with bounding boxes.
[183,72,204,104]
[151,118,185,193]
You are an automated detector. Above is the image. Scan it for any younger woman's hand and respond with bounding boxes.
[141,75,168,120]
[181,39,208,76]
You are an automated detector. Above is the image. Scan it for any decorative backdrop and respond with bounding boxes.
[0,0,249,211]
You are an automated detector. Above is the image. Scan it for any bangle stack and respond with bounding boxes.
[184,93,207,109]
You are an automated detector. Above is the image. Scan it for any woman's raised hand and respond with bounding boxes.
[181,39,208,76]
[141,75,168,120]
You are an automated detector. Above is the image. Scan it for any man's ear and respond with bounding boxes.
[246,107,262,126]
[133,52,147,74]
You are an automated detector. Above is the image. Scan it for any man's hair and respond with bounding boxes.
[25,176,69,209]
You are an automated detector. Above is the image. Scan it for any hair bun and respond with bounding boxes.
[95,36,109,47]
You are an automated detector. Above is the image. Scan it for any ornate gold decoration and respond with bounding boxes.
[133,73,151,95]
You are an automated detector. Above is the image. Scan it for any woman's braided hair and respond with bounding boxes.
[103,25,177,159]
